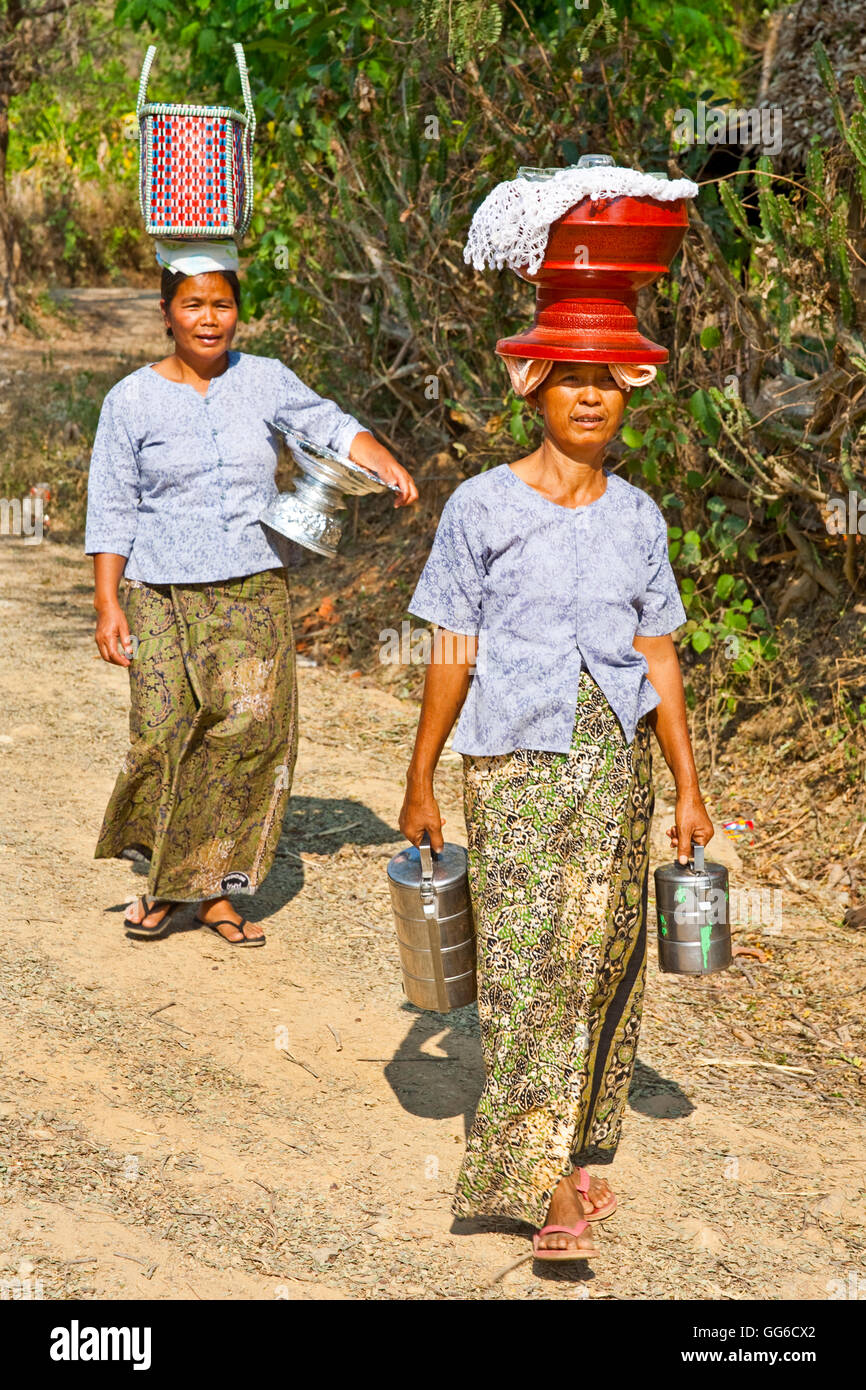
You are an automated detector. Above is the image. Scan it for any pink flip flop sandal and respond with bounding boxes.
[532,1218,599,1262]
[572,1166,618,1221]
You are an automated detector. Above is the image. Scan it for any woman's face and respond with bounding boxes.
[535,362,629,454]
[161,272,238,360]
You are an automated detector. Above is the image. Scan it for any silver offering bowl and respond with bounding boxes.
[261,424,399,559]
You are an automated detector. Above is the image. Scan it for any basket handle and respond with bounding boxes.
[136,45,158,116]
[233,42,256,135]
[136,41,256,132]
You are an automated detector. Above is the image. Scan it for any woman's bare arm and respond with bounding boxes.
[93,553,133,667]
[633,632,714,863]
[399,629,477,851]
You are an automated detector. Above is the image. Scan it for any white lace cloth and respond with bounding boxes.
[464,166,699,276]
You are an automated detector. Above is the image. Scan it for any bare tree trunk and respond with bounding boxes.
[0,0,76,338]
[0,95,18,336]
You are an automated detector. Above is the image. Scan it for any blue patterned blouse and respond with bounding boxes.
[407,464,687,754]
[84,350,364,584]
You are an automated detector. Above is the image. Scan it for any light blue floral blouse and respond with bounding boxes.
[84,349,364,584]
[408,463,687,754]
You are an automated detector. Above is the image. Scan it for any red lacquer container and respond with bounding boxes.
[496,192,689,364]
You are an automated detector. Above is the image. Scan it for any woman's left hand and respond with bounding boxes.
[668,790,714,864]
[349,432,419,508]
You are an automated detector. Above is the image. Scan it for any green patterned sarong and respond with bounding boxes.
[95,568,298,902]
[453,668,654,1228]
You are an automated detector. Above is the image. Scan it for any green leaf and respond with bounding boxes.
[651,39,673,73]
[641,458,660,485]
[715,573,735,599]
[760,637,780,661]
[688,388,720,443]
[509,411,529,448]
[197,27,218,54]
[700,324,721,350]
[622,426,644,448]
[691,630,712,654]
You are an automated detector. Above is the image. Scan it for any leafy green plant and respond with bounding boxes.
[92,0,864,767]
[416,0,504,71]
[681,574,776,674]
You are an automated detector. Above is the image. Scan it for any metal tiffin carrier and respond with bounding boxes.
[654,840,732,976]
[261,424,399,559]
[387,833,477,1013]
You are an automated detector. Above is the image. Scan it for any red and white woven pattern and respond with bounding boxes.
[137,43,255,240]
[144,114,233,234]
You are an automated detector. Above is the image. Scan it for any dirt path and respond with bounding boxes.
[0,292,864,1302]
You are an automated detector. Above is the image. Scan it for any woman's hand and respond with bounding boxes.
[95,599,133,667]
[371,454,418,508]
[667,789,714,865]
[399,776,446,853]
[348,431,419,508]
[92,554,133,665]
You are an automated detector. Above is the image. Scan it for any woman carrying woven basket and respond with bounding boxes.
[87,243,417,945]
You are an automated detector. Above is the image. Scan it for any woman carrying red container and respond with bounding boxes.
[399,159,714,1260]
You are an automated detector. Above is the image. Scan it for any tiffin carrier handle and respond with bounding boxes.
[419,831,436,921]
[418,832,450,1012]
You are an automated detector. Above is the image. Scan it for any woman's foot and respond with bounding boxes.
[535,1175,599,1254]
[571,1168,616,1220]
[196,897,265,944]
[124,896,178,938]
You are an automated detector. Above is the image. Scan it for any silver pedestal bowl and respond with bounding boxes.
[261,424,398,559]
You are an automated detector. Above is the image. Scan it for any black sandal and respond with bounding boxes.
[124,896,180,939]
[193,913,266,948]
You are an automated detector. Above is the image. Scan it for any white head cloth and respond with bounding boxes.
[501,356,657,399]
[465,165,699,276]
[154,239,240,275]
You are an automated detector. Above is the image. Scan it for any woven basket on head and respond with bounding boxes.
[137,42,255,240]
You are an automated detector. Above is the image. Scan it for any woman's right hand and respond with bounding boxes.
[95,599,133,667]
[399,777,446,853]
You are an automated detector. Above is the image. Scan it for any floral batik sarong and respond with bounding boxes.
[95,567,298,902]
[452,667,654,1228]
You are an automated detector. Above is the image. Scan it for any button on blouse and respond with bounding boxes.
[84,350,365,584]
[407,464,687,754]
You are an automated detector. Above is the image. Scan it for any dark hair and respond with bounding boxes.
[160,267,242,338]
